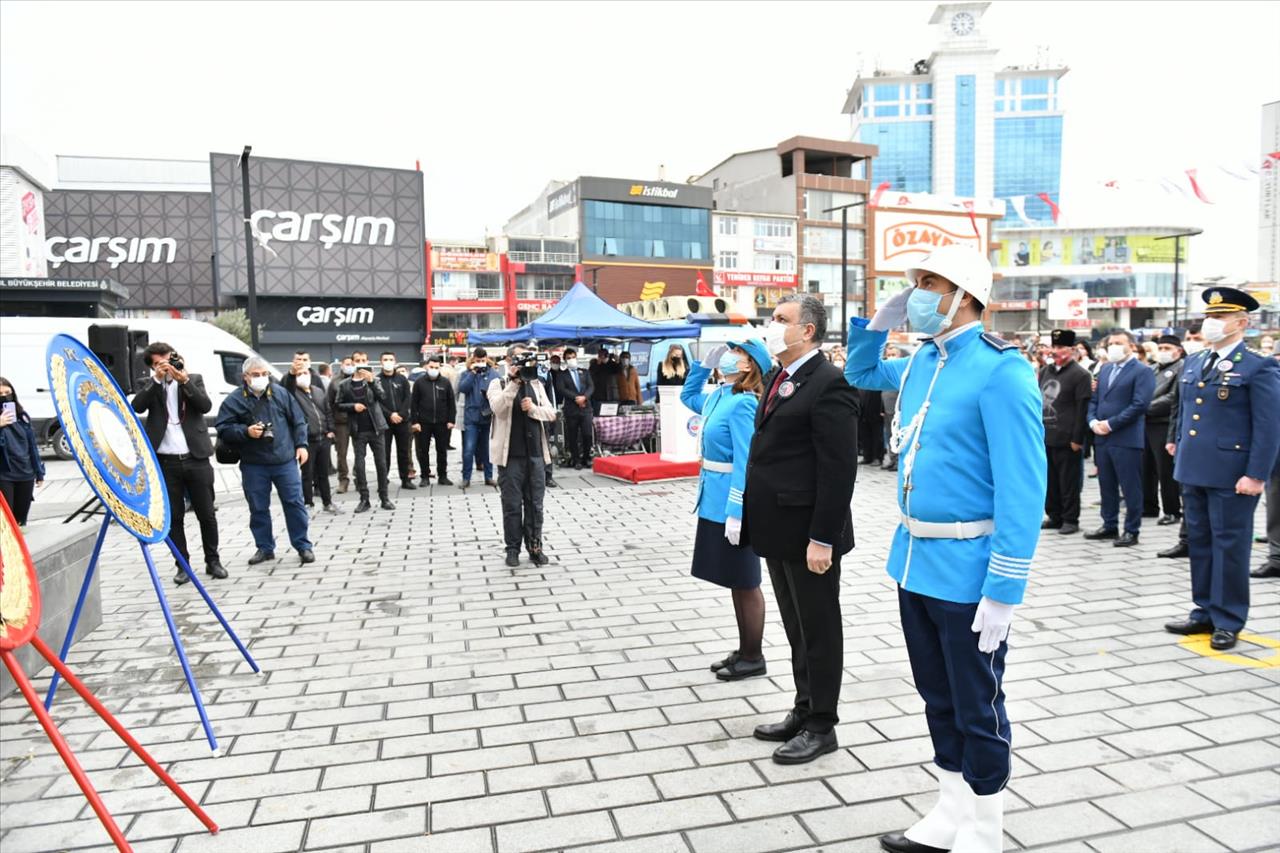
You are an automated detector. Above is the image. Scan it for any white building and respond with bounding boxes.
[710,210,799,319]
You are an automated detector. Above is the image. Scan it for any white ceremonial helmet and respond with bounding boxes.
[905,244,994,306]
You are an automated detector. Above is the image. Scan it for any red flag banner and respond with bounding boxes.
[870,181,890,208]
[1185,169,1213,204]
[694,270,715,297]
[961,200,981,239]
[1036,193,1061,224]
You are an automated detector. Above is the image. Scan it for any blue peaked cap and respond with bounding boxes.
[727,338,773,377]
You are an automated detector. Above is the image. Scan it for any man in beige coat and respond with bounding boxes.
[488,343,558,567]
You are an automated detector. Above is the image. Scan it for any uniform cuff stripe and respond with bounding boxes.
[990,552,1032,563]
[988,567,1030,579]
[990,555,1032,568]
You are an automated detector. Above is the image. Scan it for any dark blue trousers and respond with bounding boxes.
[1096,444,1143,534]
[899,588,1011,795]
[241,460,312,553]
[1183,485,1257,632]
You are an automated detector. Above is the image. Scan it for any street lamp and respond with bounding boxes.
[822,199,869,337]
[1154,228,1203,330]
[238,145,261,351]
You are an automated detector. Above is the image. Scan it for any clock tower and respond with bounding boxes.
[927,3,998,200]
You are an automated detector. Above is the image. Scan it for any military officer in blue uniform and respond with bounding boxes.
[1163,286,1280,650]
[681,338,773,680]
[845,245,1046,853]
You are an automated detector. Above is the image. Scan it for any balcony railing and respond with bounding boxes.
[432,289,503,301]
[516,289,571,301]
[507,251,578,265]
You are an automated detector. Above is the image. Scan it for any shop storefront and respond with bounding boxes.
[0,276,130,317]
[243,295,426,364]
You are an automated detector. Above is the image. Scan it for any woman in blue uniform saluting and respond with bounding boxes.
[681,338,772,681]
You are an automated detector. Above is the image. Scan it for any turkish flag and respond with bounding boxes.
[1036,192,1061,223]
[1185,169,1213,204]
[870,181,890,208]
[694,270,716,297]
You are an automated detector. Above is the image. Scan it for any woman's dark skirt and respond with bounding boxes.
[691,517,762,590]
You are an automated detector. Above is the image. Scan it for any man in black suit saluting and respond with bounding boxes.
[742,293,860,764]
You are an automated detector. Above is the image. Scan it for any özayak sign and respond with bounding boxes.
[873,208,989,275]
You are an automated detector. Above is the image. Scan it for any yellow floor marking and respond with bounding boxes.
[1178,632,1280,668]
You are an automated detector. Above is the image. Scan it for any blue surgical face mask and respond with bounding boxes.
[718,352,743,376]
[907,288,948,335]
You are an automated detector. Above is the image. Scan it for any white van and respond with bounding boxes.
[0,316,271,459]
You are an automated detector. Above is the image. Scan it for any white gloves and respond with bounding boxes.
[971,597,1015,652]
[867,288,912,332]
[701,344,729,370]
[724,516,742,546]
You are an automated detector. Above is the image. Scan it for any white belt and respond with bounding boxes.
[702,460,733,473]
[901,515,994,539]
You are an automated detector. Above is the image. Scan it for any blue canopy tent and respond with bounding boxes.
[467,282,702,344]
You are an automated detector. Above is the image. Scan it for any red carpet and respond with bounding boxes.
[592,453,700,484]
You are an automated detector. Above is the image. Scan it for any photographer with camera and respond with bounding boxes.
[488,344,557,567]
[132,342,224,585]
[334,352,394,512]
[457,346,500,489]
[214,356,314,566]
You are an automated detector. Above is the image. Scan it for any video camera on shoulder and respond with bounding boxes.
[514,351,546,381]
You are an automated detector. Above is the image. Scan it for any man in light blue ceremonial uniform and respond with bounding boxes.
[1163,286,1280,650]
[844,244,1045,853]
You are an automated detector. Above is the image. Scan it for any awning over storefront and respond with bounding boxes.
[468,282,701,344]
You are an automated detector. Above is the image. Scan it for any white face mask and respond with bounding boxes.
[248,375,269,393]
[342,364,356,375]
[426,368,440,379]
[296,372,311,388]
[1106,344,1128,363]
[566,358,578,369]
[1200,317,1231,343]
[1042,355,1053,365]
[382,360,396,373]
[1181,340,1204,355]
[764,321,791,356]
[1155,350,1176,365]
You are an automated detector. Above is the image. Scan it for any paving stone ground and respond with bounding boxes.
[2,452,1278,853]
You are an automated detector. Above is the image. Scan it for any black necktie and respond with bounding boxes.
[1202,352,1219,380]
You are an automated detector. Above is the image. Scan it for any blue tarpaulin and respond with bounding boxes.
[467,282,702,344]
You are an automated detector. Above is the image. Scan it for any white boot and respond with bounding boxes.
[951,790,1004,853]
[904,769,973,849]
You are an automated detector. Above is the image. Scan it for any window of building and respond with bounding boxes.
[954,75,976,197]
[996,79,1006,96]
[432,312,505,330]
[753,218,794,238]
[718,216,738,235]
[862,121,932,193]
[1022,77,1050,95]
[718,250,739,269]
[803,226,866,260]
[1022,98,1049,111]
[583,200,708,261]
[873,83,899,101]
[916,83,932,99]
[916,104,933,116]
[754,253,795,272]
[994,115,1064,226]
[804,190,867,225]
[875,105,900,117]
[516,272,573,299]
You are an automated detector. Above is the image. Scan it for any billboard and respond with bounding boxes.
[872,208,988,275]
[253,296,424,345]
[40,190,215,309]
[210,153,426,300]
[997,234,1187,269]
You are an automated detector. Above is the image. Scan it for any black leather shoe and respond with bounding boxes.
[1251,564,1280,578]
[1114,532,1139,547]
[772,729,838,765]
[574,463,584,471]
[206,560,228,579]
[1084,527,1119,540]
[401,481,418,491]
[1057,523,1080,535]
[299,550,316,564]
[1041,519,1062,530]
[529,550,550,567]
[754,711,805,743]
[1164,618,1213,635]
[419,477,430,486]
[437,477,454,486]
[380,499,396,510]
[879,832,948,853]
[716,657,766,681]
[174,569,190,586]
[1210,629,1238,650]
[505,552,520,568]
[1158,542,1189,559]
[1157,514,1181,526]
[323,503,342,515]
[546,479,560,489]
[710,651,741,672]
[248,549,275,565]
[355,500,372,513]
[485,479,498,488]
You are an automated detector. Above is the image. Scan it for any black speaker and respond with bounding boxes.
[87,324,148,393]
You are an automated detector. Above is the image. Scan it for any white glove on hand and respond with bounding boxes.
[701,344,729,370]
[867,288,913,332]
[971,597,1016,653]
[724,516,742,546]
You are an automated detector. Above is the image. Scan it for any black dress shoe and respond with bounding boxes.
[1057,523,1080,535]
[299,549,316,564]
[401,481,418,491]
[248,549,275,565]
[879,832,948,853]
[754,711,805,743]
[882,461,898,472]
[1157,514,1181,526]
[529,550,550,567]
[1251,564,1280,578]
[574,463,584,471]
[1210,629,1238,650]
[505,552,520,568]
[206,560,228,579]
[1164,618,1213,635]
[1084,527,1119,540]
[546,479,560,489]
[710,651,741,672]
[355,500,372,513]
[485,479,499,487]
[716,657,766,681]
[1041,519,1062,530]
[1114,532,1139,547]
[1158,542,1189,559]
[437,477,454,486]
[772,729,838,765]
[380,499,396,510]
[174,569,190,586]
[419,477,430,486]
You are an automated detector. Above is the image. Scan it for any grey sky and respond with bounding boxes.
[2,0,1276,279]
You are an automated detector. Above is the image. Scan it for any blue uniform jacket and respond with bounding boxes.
[214,382,309,466]
[1086,359,1155,449]
[845,319,1046,605]
[458,366,500,427]
[680,363,757,523]
[1172,343,1280,489]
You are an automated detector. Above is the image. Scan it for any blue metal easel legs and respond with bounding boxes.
[44,516,111,710]
[164,537,259,675]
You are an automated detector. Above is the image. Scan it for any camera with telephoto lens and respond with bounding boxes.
[257,420,275,440]
[515,352,542,381]
[168,352,185,372]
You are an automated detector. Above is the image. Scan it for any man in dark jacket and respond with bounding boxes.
[1039,329,1094,535]
[555,347,595,469]
[741,294,859,765]
[376,351,415,491]
[334,353,394,512]
[133,342,225,584]
[1143,334,1185,525]
[214,356,314,565]
[411,357,457,486]
[286,362,339,514]
[328,356,355,493]
[457,348,500,488]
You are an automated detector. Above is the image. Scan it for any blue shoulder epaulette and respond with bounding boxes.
[980,332,1018,352]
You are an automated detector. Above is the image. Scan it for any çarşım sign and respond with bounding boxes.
[45,236,177,269]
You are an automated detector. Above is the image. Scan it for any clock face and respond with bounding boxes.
[951,11,975,35]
